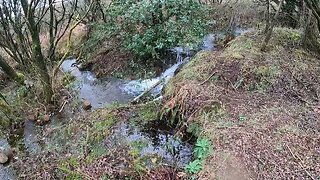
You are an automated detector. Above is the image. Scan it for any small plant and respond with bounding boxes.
[185,159,202,174]
[194,138,210,159]
[239,115,247,122]
[185,138,211,174]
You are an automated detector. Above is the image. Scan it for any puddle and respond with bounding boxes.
[23,121,41,155]
[105,121,193,168]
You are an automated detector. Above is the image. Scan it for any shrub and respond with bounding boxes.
[103,0,213,62]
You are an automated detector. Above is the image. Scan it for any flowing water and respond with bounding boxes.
[120,47,190,96]
[61,56,194,168]
[61,60,134,108]
[1,28,250,178]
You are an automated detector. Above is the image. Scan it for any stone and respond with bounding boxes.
[27,114,35,121]
[0,152,8,164]
[43,114,50,122]
[82,100,92,110]
[2,149,13,161]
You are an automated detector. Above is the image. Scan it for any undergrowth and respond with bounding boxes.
[161,27,320,179]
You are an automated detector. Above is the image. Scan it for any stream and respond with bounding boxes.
[0,28,250,179]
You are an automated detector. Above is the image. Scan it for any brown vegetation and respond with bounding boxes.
[163,28,320,179]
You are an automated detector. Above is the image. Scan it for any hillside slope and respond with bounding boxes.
[163,28,320,179]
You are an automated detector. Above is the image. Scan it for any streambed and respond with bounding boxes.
[1,28,250,178]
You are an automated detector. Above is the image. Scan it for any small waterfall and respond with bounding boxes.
[120,47,191,96]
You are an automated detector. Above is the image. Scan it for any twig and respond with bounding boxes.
[286,144,315,180]
[59,100,67,113]
[198,71,217,86]
[52,0,94,82]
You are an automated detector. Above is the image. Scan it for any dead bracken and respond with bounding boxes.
[162,28,320,179]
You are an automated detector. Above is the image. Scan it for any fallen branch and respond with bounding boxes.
[198,71,217,86]
[131,77,165,104]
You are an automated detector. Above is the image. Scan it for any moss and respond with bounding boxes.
[58,161,82,179]
[130,102,160,125]
[90,113,117,143]
[94,114,116,130]
[15,72,25,84]
[165,51,213,96]
[130,140,149,153]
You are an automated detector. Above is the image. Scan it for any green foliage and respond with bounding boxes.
[90,114,116,143]
[16,86,28,98]
[194,138,210,159]
[185,159,202,174]
[103,0,212,61]
[239,115,247,122]
[130,140,148,153]
[185,138,211,174]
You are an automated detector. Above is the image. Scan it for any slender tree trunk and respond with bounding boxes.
[48,0,56,63]
[302,12,320,54]
[265,0,271,33]
[0,56,19,82]
[261,0,285,51]
[21,0,53,103]
[305,0,320,32]
[300,0,307,29]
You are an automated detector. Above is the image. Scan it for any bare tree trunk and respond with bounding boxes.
[48,0,56,63]
[302,12,320,54]
[0,56,19,82]
[21,0,53,103]
[305,0,320,32]
[261,0,285,51]
[300,0,307,29]
[265,0,271,33]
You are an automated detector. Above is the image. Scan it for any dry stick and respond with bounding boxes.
[131,77,165,104]
[198,71,217,86]
[286,144,315,180]
[52,0,94,82]
[58,100,67,113]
